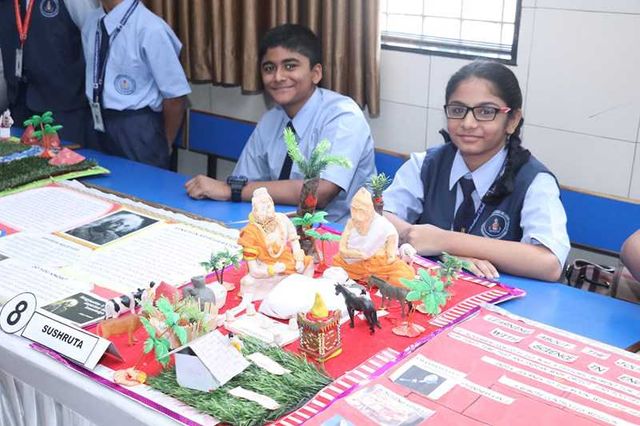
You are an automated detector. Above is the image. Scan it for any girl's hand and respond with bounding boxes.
[459,256,500,280]
[402,224,446,256]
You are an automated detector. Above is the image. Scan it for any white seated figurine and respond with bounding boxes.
[0,109,13,140]
[238,187,314,300]
[333,187,416,287]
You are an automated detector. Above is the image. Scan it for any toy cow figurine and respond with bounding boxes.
[104,281,157,319]
[334,282,381,334]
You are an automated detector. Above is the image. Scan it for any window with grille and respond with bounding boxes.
[380,0,522,64]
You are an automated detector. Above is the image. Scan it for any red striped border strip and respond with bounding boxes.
[429,289,509,327]
[271,347,400,426]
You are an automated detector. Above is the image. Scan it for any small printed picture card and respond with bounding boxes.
[41,292,106,327]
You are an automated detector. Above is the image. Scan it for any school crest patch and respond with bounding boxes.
[481,210,510,239]
[114,74,136,95]
[40,0,59,18]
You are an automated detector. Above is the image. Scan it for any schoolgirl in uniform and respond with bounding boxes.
[384,60,569,282]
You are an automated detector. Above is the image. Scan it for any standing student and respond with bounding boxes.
[0,51,8,111]
[384,60,569,282]
[0,0,98,145]
[185,24,375,225]
[81,0,190,168]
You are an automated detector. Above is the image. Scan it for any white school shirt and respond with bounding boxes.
[384,147,570,267]
[233,87,376,225]
[81,0,190,111]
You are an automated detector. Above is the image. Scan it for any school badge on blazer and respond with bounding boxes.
[40,0,59,18]
[481,210,510,239]
[114,74,136,95]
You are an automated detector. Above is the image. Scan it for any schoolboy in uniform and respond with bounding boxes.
[81,0,190,168]
[185,24,376,225]
[384,61,569,282]
[0,0,98,145]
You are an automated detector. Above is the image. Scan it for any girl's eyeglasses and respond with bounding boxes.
[444,105,511,121]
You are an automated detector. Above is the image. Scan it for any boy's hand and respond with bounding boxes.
[185,175,231,200]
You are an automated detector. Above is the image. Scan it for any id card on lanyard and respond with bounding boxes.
[14,0,35,78]
[91,0,140,132]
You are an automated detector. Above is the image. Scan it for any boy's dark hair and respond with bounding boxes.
[259,24,322,67]
[443,60,530,205]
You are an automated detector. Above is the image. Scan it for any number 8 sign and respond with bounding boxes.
[0,293,37,334]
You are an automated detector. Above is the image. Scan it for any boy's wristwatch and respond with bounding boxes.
[226,175,248,202]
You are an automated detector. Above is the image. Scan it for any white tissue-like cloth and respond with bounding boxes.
[258,267,363,319]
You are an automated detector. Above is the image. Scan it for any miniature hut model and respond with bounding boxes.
[297,293,342,362]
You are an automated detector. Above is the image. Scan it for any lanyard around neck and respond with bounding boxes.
[14,0,36,47]
[92,0,140,103]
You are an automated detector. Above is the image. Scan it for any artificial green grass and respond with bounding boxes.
[147,337,332,426]
[0,156,98,192]
[0,141,29,156]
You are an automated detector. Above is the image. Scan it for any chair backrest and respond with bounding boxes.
[187,110,256,161]
[374,148,408,180]
[560,186,640,254]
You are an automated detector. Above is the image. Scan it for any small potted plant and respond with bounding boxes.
[368,173,392,215]
[283,127,351,254]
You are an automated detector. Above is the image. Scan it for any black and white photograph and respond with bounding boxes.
[392,365,447,398]
[42,292,107,327]
[65,210,157,246]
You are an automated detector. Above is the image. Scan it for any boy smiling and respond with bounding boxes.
[185,24,375,225]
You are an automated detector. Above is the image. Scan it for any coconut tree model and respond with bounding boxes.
[304,229,341,273]
[439,252,469,287]
[24,111,62,158]
[368,173,392,215]
[21,114,41,145]
[283,127,351,253]
[200,248,241,291]
[291,210,329,261]
[414,252,468,313]
[393,268,451,337]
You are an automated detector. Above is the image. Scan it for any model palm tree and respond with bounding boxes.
[24,111,62,158]
[200,248,241,290]
[291,210,330,259]
[403,268,450,316]
[304,229,341,272]
[139,298,188,367]
[283,127,351,216]
[439,252,469,288]
[392,268,452,338]
[368,173,392,214]
[284,127,351,254]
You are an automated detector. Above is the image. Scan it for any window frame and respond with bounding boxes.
[380,0,523,66]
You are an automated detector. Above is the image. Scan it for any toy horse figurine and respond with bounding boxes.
[368,275,411,318]
[334,283,381,334]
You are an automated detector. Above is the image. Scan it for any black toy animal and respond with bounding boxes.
[335,282,381,334]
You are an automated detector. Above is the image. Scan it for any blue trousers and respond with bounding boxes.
[91,108,170,169]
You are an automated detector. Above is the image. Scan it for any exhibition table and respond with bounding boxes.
[1,151,638,426]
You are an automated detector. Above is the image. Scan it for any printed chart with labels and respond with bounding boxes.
[307,305,640,426]
[0,181,240,305]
